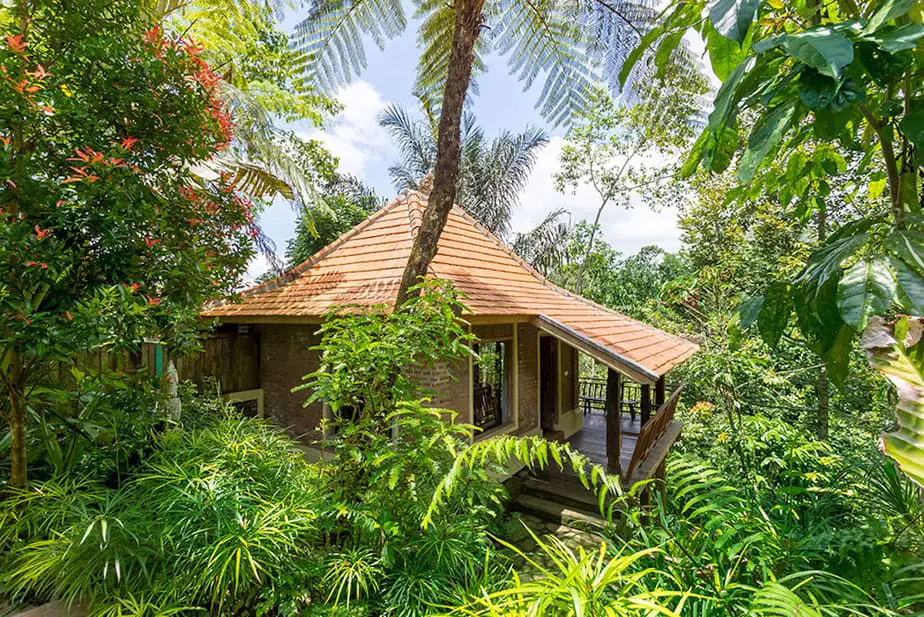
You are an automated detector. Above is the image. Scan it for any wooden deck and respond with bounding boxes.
[565,412,640,471]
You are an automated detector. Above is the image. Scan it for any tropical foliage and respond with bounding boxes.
[0,0,257,488]
[555,77,706,293]
[625,0,924,476]
[379,104,547,239]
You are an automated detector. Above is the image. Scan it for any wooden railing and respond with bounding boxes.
[624,385,684,481]
[578,377,645,417]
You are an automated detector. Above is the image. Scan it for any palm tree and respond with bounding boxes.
[379,104,547,239]
[295,0,669,304]
[511,208,571,276]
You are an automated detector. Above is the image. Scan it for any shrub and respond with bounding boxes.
[0,414,325,616]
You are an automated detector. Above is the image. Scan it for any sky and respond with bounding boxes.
[249,10,692,279]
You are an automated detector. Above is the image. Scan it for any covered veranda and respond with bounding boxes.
[532,315,688,488]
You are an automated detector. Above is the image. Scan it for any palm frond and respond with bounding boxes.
[512,208,570,274]
[292,0,407,92]
[413,0,490,114]
[379,104,436,189]
[467,126,548,237]
[492,0,596,126]
[226,161,294,200]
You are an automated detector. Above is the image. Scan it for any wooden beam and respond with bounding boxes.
[641,384,652,426]
[605,368,621,476]
[655,376,665,408]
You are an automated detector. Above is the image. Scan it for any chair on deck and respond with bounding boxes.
[578,377,607,415]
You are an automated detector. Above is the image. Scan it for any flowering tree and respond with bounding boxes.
[0,0,257,488]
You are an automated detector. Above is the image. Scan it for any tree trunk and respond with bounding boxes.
[815,201,829,441]
[815,364,829,441]
[574,198,607,295]
[7,350,28,489]
[395,0,485,305]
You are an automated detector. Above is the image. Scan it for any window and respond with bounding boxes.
[472,340,510,431]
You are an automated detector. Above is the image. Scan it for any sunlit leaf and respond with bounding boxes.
[782,28,854,79]
[836,258,896,329]
[863,316,924,488]
[708,0,759,44]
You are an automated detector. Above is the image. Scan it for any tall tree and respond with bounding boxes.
[297,0,677,304]
[286,174,383,266]
[554,78,705,293]
[379,103,547,238]
[627,0,924,480]
[0,0,256,487]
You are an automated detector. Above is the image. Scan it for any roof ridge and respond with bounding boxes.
[404,191,425,240]
[449,206,688,342]
[233,196,406,301]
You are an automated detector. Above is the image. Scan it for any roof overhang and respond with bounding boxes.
[532,314,660,385]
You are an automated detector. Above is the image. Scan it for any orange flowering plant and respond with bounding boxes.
[0,0,257,488]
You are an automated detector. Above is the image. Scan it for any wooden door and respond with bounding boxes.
[539,336,557,432]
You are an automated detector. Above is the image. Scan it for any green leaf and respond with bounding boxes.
[885,230,924,273]
[739,295,764,330]
[707,57,755,134]
[892,256,924,314]
[824,322,857,389]
[863,0,916,35]
[683,123,739,177]
[863,316,924,488]
[618,26,664,87]
[738,101,798,181]
[836,258,896,328]
[796,225,870,298]
[900,107,924,152]
[708,0,759,43]
[869,177,888,201]
[782,28,855,79]
[870,23,924,53]
[758,282,790,348]
[704,19,751,80]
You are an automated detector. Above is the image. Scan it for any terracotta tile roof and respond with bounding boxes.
[203,191,699,381]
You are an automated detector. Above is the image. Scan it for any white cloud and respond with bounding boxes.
[511,137,684,256]
[299,80,395,178]
[246,81,395,284]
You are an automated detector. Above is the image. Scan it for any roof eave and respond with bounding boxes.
[531,314,661,385]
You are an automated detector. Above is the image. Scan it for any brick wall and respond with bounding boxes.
[517,323,539,435]
[406,357,470,422]
[256,324,323,441]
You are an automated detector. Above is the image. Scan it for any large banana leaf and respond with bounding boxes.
[863,315,924,488]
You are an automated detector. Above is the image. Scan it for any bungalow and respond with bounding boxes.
[200,188,698,488]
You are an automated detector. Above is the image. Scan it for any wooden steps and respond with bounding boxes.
[514,493,607,528]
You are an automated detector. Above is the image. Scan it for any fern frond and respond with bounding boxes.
[750,571,892,617]
[292,0,407,92]
[412,0,490,114]
[422,435,624,529]
[492,0,595,126]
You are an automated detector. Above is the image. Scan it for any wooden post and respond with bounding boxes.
[641,383,652,426]
[655,376,665,408]
[605,368,621,476]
